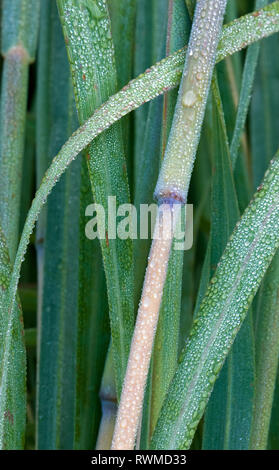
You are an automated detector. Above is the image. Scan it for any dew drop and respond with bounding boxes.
[182,90,197,108]
[143,297,150,308]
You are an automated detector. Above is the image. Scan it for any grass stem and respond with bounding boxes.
[112,203,180,449]
[154,0,227,203]
[112,0,227,450]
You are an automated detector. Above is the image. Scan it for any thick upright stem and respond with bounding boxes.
[155,0,227,203]
[112,204,180,449]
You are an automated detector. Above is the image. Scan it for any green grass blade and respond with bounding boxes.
[75,174,109,448]
[58,0,110,448]
[74,235,109,449]
[35,0,52,322]
[133,0,153,193]
[75,169,109,448]
[268,370,279,449]
[57,0,133,397]
[250,20,279,326]
[108,0,135,91]
[36,1,108,450]
[217,2,241,143]
[19,113,35,236]
[151,151,279,450]
[19,112,36,283]
[217,2,279,63]
[0,225,26,449]
[217,3,253,214]
[251,30,279,189]
[202,82,255,450]
[151,0,169,63]
[0,0,39,261]
[108,0,135,177]
[0,0,38,450]
[196,0,255,442]
[36,2,81,449]
[24,328,36,349]
[250,250,279,449]
[230,0,268,168]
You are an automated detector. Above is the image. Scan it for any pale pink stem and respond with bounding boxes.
[111,203,181,450]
